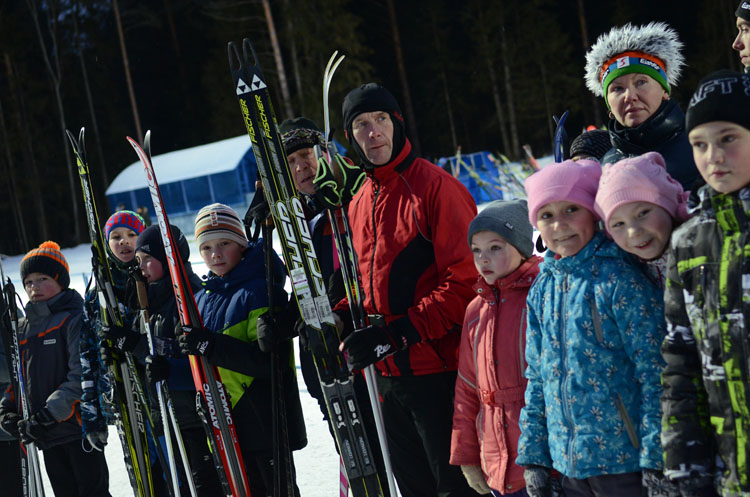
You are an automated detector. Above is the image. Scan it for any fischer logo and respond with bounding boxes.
[255,94,272,138]
[616,56,630,68]
[240,100,257,144]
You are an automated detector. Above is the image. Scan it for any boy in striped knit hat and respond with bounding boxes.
[177,203,306,496]
[0,241,110,495]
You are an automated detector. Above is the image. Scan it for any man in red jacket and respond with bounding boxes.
[336,83,480,497]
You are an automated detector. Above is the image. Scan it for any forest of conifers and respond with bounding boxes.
[0,0,741,253]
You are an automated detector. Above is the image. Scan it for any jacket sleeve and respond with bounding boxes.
[516,289,552,468]
[46,313,84,422]
[80,298,106,434]
[407,176,478,341]
[208,301,274,380]
[660,250,713,477]
[450,309,481,466]
[609,265,666,470]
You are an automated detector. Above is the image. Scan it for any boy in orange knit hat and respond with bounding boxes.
[0,242,110,496]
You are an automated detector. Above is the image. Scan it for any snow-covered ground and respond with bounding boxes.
[1,238,339,497]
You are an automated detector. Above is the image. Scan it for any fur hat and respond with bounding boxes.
[584,22,684,99]
[20,241,70,290]
[595,151,690,228]
[524,160,602,228]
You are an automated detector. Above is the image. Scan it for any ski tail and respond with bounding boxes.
[128,132,252,497]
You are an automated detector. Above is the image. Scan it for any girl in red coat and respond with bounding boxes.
[450,200,542,496]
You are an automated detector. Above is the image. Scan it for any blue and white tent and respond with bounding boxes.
[106,135,258,216]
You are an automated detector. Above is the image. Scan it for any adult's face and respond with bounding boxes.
[288,147,318,195]
[733,17,750,68]
[606,73,668,128]
[351,111,394,166]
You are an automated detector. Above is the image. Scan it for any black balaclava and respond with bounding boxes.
[342,83,406,169]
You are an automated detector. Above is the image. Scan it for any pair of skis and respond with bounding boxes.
[227,38,391,497]
[0,261,45,497]
[67,129,191,497]
[127,132,252,497]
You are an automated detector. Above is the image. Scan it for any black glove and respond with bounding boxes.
[257,312,297,353]
[18,408,57,444]
[176,323,216,357]
[340,317,421,370]
[145,355,171,385]
[524,465,564,497]
[314,152,365,208]
[643,469,681,497]
[675,475,718,497]
[101,323,141,353]
[0,410,21,438]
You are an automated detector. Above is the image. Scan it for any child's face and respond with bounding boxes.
[199,238,244,277]
[536,201,596,258]
[23,272,63,302]
[108,227,139,263]
[607,201,673,261]
[689,121,750,194]
[471,231,524,285]
[136,250,164,283]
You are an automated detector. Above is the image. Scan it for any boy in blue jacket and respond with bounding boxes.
[178,203,306,497]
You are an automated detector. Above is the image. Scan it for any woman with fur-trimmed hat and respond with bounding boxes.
[584,22,700,190]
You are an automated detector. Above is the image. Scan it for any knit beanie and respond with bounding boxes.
[569,129,612,161]
[584,22,684,102]
[467,200,534,258]
[194,203,248,248]
[104,210,146,241]
[685,70,750,133]
[737,1,750,21]
[280,117,325,156]
[20,241,70,289]
[524,160,602,228]
[595,151,690,228]
[342,83,406,168]
[136,224,190,267]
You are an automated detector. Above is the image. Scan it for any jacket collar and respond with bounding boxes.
[25,289,82,325]
[473,256,541,299]
[540,231,618,274]
[608,99,684,154]
[367,139,416,183]
[695,185,750,230]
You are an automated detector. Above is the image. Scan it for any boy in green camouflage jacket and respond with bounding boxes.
[662,69,750,497]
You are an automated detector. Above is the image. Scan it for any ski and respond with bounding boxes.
[0,262,45,497]
[127,131,252,497]
[134,275,198,497]
[66,128,162,497]
[318,50,398,497]
[227,38,386,497]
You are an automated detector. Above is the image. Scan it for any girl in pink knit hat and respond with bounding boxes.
[519,159,670,497]
[594,151,690,287]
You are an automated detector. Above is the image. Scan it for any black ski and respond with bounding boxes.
[66,128,165,497]
[228,38,385,497]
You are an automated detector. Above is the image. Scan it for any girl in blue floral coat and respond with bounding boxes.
[517,160,669,497]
